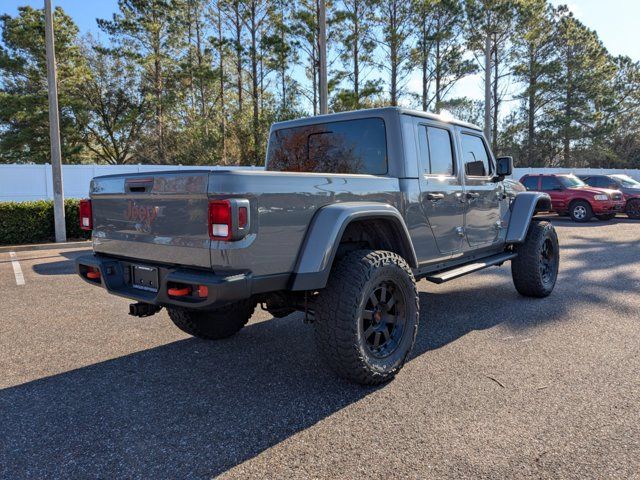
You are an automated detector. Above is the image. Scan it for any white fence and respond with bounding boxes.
[0,164,639,202]
[0,164,262,202]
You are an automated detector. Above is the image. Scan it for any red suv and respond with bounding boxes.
[520,173,625,222]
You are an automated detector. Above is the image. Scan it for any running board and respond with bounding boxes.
[424,252,517,284]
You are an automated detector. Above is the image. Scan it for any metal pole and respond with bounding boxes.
[45,0,66,242]
[318,0,328,115]
[483,33,492,143]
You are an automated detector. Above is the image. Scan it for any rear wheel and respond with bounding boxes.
[569,200,593,222]
[314,250,419,385]
[596,213,616,221]
[626,199,640,219]
[511,221,559,298]
[167,299,256,340]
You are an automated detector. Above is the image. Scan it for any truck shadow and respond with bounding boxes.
[0,268,614,479]
[3,229,637,478]
[29,249,88,276]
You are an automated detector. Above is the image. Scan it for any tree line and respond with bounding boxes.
[1,0,639,169]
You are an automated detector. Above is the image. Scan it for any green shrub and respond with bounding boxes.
[0,199,91,245]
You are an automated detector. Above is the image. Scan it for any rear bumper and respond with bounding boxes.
[76,254,253,309]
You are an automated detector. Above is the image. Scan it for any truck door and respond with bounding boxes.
[459,130,502,247]
[416,122,465,255]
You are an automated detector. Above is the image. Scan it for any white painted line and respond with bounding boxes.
[9,251,25,286]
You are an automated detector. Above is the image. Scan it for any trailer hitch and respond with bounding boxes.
[129,302,162,318]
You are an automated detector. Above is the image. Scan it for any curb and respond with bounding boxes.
[0,240,91,253]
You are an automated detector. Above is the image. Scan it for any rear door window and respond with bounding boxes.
[541,176,562,191]
[418,125,455,175]
[266,118,387,174]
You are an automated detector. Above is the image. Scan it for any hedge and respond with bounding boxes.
[0,199,91,245]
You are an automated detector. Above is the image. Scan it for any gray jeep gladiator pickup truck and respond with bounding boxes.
[76,107,557,385]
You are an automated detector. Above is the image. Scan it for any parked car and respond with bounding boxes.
[579,174,640,219]
[520,173,625,222]
[76,107,558,385]
[503,177,526,200]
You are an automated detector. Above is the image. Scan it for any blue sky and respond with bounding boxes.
[3,0,639,109]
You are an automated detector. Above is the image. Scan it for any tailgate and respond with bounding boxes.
[90,171,211,268]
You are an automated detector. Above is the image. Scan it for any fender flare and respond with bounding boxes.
[505,192,552,244]
[290,202,418,291]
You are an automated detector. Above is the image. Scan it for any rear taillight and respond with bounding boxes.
[209,200,232,240]
[208,199,250,241]
[79,199,92,230]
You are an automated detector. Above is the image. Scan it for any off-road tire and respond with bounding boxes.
[596,213,616,221]
[313,250,419,385]
[626,199,640,219]
[167,299,256,340]
[511,221,559,298]
[569,200,593,222]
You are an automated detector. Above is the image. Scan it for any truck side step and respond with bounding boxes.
[424,252,517,284]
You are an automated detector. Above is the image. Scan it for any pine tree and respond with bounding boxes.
[412,0,475,113]
[377,0,413,105]
[0,6,89,164]
[332,0,380,110]
[98,0,185,164]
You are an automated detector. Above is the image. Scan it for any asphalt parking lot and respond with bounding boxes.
[1,216,639,479]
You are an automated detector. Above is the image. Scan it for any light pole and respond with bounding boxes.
[44,0,66,242]
[318,0,328,115]
[483,33,492,144]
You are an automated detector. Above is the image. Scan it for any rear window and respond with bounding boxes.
[266,118,388,174]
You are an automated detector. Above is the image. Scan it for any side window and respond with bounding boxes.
[426,126,455,175]
[540,176,561,191]
[522,176,539,191]
[587,176,605,188]
[461,134,491,177]
[605,178,619,190]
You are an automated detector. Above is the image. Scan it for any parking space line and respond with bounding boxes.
[9,251,25,286]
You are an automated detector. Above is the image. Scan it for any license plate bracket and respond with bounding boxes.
[132,265,159,292]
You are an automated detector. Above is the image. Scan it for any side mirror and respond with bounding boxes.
[495,156,513,177]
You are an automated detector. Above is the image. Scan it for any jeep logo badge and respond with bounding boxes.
[126,201,159,226]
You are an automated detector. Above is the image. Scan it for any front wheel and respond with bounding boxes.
[626,199,640,219]
[314,250,419,385]
[511,221,559,298]
[569,200,593,222]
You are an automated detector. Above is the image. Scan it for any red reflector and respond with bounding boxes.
[238,207,248,228]
[197,285,209,298]
[86,266,100,279]
[168,287,191,297]
[209,200,232,240]
[79,199,92,230]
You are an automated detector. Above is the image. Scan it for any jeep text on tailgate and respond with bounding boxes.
[77,107,558,385]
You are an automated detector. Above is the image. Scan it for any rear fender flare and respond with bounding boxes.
[506,192,552,244]
[290,202,417,291]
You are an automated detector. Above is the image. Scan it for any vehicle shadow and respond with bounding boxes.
[535,214,640,227]
[0,266,600,480]
[3,226,637,478]
[29,249,89,275]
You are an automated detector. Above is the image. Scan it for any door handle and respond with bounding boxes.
[426,193,445,201]
[465,192,480,199]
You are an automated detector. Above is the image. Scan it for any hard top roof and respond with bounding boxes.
[270,106,482,132]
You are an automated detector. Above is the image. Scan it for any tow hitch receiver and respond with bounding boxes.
[129,302,162,318]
